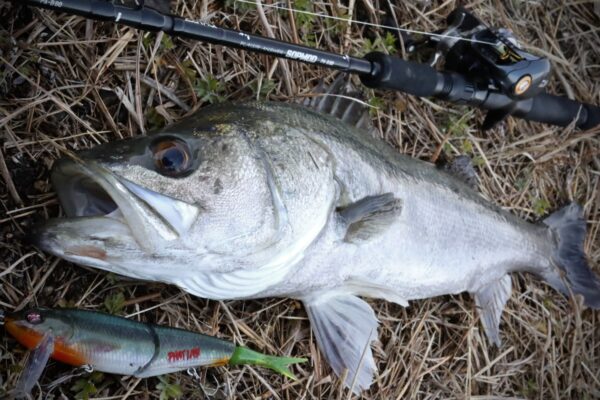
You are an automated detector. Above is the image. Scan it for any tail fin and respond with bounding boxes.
[543,203,600,308]
[228,346,306,380]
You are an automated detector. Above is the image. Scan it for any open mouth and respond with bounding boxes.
[50,159,201,248]
[53,166,119,218]
[52,159,123,220]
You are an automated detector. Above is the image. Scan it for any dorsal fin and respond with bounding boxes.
[436,155,479,190]
[302,74,374,131]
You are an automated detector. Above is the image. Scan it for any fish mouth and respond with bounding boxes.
[35,158,200,255]
[52,160,120,219]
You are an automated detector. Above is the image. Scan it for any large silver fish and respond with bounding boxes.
[31,91,600,392]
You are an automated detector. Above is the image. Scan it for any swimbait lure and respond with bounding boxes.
[4,307,305,380]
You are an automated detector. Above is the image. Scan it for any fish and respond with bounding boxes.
[29,79,600,392]
[4,307,305,383]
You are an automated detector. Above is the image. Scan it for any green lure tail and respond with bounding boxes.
[229,347,307,379]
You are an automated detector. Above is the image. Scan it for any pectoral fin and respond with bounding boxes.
[337,193,403,244]
[303,292,378,393]
[474,275,512,346]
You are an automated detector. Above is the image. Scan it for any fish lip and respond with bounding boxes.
[47,158,200,252]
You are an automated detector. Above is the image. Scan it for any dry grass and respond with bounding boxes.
[0,0,599,399]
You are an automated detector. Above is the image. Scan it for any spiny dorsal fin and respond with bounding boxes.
[474,275,512,346]
[338,193,403,244]
[437,155,479,189]
[303,74,373,131]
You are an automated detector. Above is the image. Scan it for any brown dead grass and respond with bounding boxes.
[0,0,599,399]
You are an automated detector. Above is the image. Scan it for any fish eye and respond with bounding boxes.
[25,311,43,325]
[151,138,192,177]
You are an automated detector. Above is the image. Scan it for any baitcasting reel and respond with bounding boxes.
[427,7,552,128]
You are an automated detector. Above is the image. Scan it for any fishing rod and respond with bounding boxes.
[16,0,600,130]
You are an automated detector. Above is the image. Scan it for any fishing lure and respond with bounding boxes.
[4,308,305,386]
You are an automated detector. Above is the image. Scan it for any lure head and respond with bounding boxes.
[5,308,74,348]
[5,308,87,366]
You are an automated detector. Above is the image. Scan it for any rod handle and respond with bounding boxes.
[360,52,445,97]
[514,93,600,129]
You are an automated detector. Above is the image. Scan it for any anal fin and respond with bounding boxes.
[303,292,378,393]
[474,275,512,346]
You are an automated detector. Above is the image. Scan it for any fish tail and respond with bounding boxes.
[228,346,306,379]
[542,203,600,308]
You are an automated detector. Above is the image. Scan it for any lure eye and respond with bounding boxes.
[26,311,43,325]
[152,138,191,177]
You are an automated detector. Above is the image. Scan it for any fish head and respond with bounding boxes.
[30,116,300,283]
[5,307,74,349]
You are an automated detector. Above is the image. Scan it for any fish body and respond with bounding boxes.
[31,100,600,391]
[4,308,304,378]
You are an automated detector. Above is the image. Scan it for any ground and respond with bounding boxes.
[0,1,599,399]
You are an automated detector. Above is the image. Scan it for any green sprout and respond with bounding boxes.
[249,78,277,99]
[461,139,473,154]
[160,35,174,52]
[532,198,551,217]
[294,0,315,29]
[444,114,471,137]
[324,10,350,35]
[225,0,256,13]
[181,59,197,82]
[142,33,174,55]
[359,32,397,56]
[146,107,168,130]
[71,371,104,400]
[157,376,183,400]
[368,96,385,117]
[195,75,225,104]
[472,156,485,167]
[104,292,125,315]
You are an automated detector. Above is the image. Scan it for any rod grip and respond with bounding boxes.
[360,52,444,97]
[515,93,600,129]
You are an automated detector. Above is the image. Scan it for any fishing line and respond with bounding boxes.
[234,0,497,46]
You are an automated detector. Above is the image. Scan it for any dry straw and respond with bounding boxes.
[0,1,599,399]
